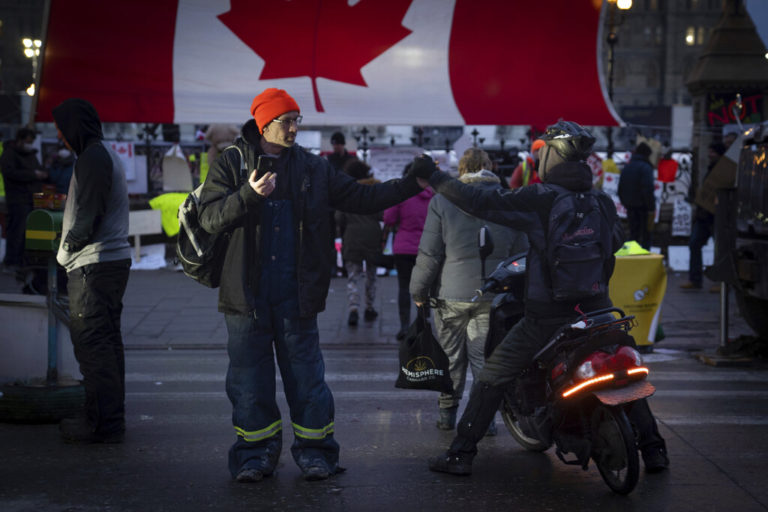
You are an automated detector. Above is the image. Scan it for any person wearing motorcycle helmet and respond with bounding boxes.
[410,120,669,476]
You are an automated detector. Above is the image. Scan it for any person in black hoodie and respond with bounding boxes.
[0,127,47,270]
[410,121,668,477]
[52,98,132,444]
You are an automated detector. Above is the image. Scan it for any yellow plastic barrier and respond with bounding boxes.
[609,246,666,346]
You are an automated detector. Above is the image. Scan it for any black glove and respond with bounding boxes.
[409,155,437,181]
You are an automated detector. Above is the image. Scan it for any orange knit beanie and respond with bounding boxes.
[250,88,300,134]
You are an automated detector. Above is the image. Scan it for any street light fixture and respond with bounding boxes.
[605,0,632,158]
[22,37,42,97]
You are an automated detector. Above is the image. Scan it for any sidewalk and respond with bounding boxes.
[0,262,755,352]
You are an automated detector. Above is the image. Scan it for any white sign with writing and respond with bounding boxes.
[671,195,692,237]
[367,147,423,182]
[108,141,136,181]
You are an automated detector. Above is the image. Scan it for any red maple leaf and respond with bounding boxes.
[218,0,413,113]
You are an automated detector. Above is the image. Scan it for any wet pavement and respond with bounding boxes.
[1,262,767,511]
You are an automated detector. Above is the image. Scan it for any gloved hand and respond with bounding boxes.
[409,155,438,181]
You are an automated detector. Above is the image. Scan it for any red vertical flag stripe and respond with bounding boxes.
[36,0,178,123]
[449,0,616,126]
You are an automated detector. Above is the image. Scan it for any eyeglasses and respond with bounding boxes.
[272,115,303,128]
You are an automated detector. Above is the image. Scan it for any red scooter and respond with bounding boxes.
[476,250,654,494]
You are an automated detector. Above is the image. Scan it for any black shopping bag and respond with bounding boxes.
[395,307,453,393]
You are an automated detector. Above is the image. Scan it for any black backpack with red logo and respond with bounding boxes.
[545,184,612,301]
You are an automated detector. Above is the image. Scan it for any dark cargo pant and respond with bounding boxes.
[67,259,131,437]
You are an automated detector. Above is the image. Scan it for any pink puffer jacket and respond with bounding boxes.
[383,188,434,255]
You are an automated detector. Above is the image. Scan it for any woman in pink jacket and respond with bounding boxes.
[383,165,434,339]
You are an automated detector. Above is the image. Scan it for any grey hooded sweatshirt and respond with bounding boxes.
[52,98,130,272]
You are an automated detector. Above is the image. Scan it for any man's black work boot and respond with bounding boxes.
[428,382,505,475]
[643,447,670,473]
[428,451,474,475]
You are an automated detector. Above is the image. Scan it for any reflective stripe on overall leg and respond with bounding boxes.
[234,419,283,442]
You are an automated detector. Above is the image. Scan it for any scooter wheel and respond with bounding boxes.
[591,404,639,494]
[501,397,550,452]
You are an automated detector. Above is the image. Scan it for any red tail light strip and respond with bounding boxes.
[561,367,649,399]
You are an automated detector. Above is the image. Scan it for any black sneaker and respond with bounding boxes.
[303,465,330,481]
[643,447,670,473]
[235,468,264,483]
[302,458,332,481]
[428,452,473,476]
[364,308,378,321]
[348,310,359,326]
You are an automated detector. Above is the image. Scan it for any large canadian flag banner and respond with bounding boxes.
[36,0,619,127]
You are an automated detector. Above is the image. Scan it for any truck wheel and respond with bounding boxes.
[0,380,84,424]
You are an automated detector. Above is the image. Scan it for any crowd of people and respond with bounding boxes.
[20,85,754,486]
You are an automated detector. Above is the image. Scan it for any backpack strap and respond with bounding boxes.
[223,144,248,184]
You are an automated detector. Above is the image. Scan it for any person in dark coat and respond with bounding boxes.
[197,88,421,483]
[0,127,47,270]
[617,142,655,250]
[335,160,383,325]
[681,142,726,290]
[326,131,358,277]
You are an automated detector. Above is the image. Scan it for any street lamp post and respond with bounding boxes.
[22,38,42,97]
[605,0,632,159]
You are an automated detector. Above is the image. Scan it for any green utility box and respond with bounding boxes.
[25,210,64,252]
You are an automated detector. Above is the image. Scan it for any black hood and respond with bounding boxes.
[241,119,261,146]
[51,98,103,156]
[544,161,593,192]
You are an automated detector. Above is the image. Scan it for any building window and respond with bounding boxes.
[644,26,652,43]
[655,26,663,45]
[685,26,696,46]
[697,26,706,45]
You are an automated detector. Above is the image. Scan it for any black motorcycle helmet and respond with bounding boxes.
[540,121,596,162]
[537,121,595,181]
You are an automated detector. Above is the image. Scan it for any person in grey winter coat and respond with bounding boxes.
[410,148,528,433]
[335,160,383,326]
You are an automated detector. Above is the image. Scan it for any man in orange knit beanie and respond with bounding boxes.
[197,88,423,484]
